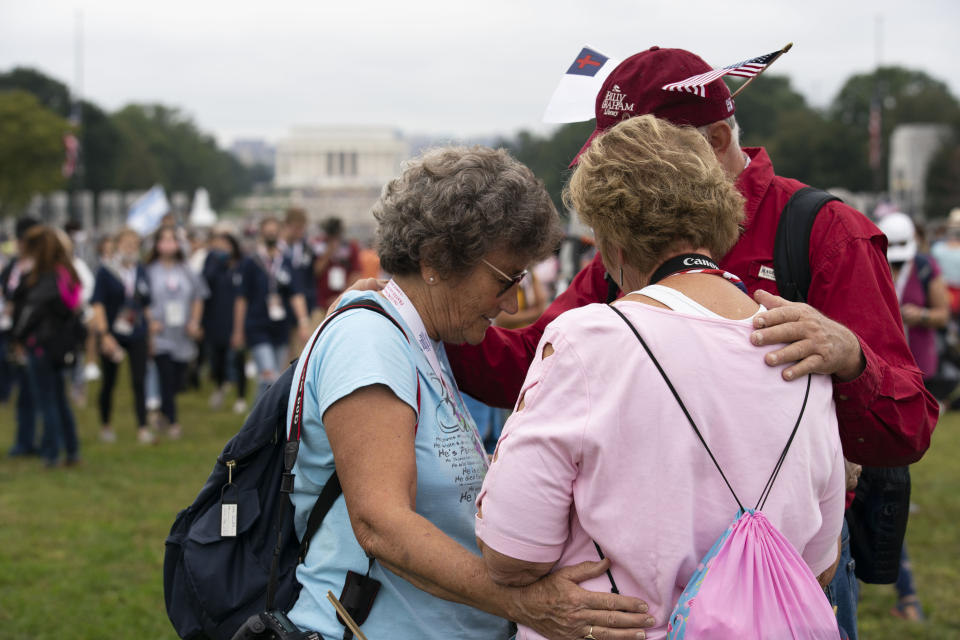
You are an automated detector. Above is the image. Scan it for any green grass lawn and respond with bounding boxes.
[1,372,959,639]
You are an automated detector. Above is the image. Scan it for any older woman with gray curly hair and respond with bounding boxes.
[285,146,656,640]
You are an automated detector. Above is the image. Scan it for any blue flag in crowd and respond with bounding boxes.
[127,184,170,236]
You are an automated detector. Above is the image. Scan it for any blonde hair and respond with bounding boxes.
[564,115,745,276]
[114,227,141,246]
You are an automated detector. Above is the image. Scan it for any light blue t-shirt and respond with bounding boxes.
[286,290,509,640]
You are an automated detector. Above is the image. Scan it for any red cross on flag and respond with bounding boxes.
[543,45,621,123]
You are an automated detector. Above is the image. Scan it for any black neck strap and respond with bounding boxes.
[649,253,720,286]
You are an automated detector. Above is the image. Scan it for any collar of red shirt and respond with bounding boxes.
[735,147,774,232]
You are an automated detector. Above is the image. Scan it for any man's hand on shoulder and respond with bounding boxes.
[749,289,866,383]
[325,278,388,317]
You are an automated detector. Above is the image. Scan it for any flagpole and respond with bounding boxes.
[70,9,85,225]
[729,42,793,99]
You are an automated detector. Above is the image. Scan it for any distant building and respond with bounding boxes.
[889,123,952,220]
[230,139,276,168]
[271,126,409,235]
[274,126,407,190]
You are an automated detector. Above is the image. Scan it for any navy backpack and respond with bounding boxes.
[163,300,408,639]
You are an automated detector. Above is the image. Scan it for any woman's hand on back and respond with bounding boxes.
[510,560,655,640]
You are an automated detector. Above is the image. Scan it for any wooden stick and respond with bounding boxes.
[327,591,369,640]
[730,42,794,99]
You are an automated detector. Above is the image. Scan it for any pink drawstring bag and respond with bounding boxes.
[666,508,840,639]
[611,306,841,640]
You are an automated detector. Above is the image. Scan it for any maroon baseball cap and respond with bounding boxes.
[570,46,736,166]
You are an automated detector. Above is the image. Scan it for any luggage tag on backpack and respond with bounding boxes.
[220,462,239,537]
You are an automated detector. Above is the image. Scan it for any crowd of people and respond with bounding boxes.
[0,204,567,458]
[1,44,953,640]
[0,208,395,457]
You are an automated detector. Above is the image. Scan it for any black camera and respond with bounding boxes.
[231,610,322,640]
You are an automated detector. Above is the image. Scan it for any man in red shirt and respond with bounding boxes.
[446,47,938,639]
[450,45,935,465]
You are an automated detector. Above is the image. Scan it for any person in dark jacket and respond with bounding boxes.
[11,225,83,467]
[2,216,41,456]
[203,225,248,413]
[90,228,155,445]
[231,216,310,399]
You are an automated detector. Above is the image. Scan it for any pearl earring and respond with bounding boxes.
[429,276,436,283]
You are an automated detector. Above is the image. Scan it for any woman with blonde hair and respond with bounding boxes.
[476,115,845,639]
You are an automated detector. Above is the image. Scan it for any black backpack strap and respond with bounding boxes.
[266,300,410,611]
[773,187,839,303]
[299,472,344,563]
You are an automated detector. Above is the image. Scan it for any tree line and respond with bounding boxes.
[502,67,960,220]
[0,67,260,217]
[2,64,959,221]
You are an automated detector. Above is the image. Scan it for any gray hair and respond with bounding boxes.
[697,115,741,149]
[373,146,562,278]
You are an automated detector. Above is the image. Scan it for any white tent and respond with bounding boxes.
[189,188,217,227]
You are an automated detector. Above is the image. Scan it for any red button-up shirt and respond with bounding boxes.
[447,147,937,468]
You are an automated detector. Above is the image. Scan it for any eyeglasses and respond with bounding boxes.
[481,259,528,297]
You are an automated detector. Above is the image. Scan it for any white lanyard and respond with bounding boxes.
[260,250,283,277]
[383,279,457,399]
[258,249,285,292]
[382,279,489,467]
[166,267,182,292]
[121,265,137,299]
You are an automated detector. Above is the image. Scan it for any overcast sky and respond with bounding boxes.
[2,0,958,147]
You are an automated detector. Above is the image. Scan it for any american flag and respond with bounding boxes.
[62,132,79,178]
[868,92,883,170]
[661,50,781,98]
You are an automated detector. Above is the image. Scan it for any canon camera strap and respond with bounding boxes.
[649,253,748,294]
